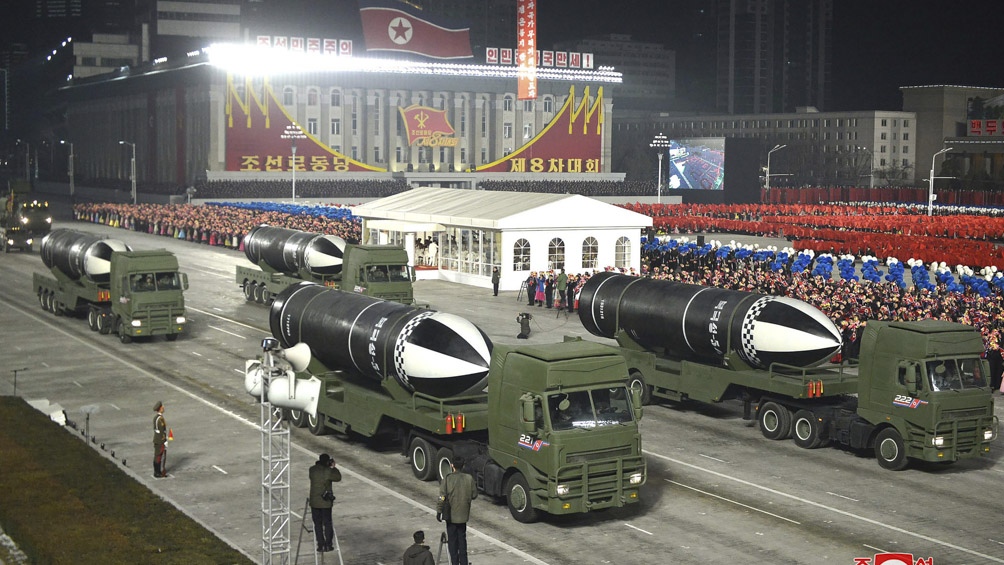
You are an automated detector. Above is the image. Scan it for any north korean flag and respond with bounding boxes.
[359,0,473,59]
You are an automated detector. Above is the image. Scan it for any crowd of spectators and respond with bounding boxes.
[192,179,410,199]
[72,201,361,248]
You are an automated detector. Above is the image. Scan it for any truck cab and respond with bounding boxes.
[854,320,998,469]
[109,251,189,343]
[338,245,415,304]
[486,341,646,522]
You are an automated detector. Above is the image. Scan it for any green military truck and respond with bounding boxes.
[3,181,52,252]
[576,272,998,470]
[246,283,646,523]
[33,229,188,343]
[237,225,415,306]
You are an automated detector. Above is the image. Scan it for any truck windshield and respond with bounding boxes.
[364,265,411,283]
[131,272,181,292]
[548,388,633,431]
[926,358,987,391]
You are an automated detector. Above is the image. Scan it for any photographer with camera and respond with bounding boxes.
[309,453,342,553]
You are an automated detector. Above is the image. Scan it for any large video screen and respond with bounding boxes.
[667,137,725,190]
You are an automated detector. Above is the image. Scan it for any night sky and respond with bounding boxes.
[4,0,1003,112]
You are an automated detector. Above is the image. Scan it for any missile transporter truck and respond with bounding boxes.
[576,272,998,470]
[246,282,646,522]
[2,182,52,252]
[236,225,415,306]
[32,229,188,343]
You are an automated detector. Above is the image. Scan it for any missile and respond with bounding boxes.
[270,282,492,398]
[243,225,346,278]
[578,272,842,369]
[40,229,131,284]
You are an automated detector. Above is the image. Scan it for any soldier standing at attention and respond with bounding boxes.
[153,401,168,478]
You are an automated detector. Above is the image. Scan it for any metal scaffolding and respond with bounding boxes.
[259,348,292,564]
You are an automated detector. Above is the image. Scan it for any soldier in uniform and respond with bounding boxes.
[153,401,168,477]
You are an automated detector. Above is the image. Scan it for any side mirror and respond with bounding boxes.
[901,362,919,394]
[181,273,189,290]
[520,393,536,434]
[631,387,643,421]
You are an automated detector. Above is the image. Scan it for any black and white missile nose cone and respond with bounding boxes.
[83,239,129,281]
[395,312,492,398]
[739,296,842,368]
[303,235,346,276]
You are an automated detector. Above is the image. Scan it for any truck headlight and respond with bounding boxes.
[176,316,186,324]
[556,484,569,495]
[986,430,994,441]
[932,436,944,447]
[20,217,28,225]
[629,472,643,485]
[131,320,142,327]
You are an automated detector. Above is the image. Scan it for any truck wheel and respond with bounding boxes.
[627,371,652,406]
[243,282,254,301]
[38,292,46,309]
[45,292,55,313]
[435,447,454,482]
[287,409,308,428]
[874,428,908,471]
[120,333,132,344]
[505,472,539,523]
[253,284,264,304]
[166,334,178,342]
[87,309,99,331]
[261,289,272,304]
[97,313,111,335]
[792,410,826,449]
[758,401,792,440]
[308,412,327,436]
[409,437,436,481]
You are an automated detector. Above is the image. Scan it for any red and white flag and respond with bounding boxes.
[359,0,473,59]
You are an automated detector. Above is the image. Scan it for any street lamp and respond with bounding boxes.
[766,144,787,193]
[118,140,136,204]
[280,124,307,201]
[649,133,671,204]
[928,147,953,217]
[61,140,74,200]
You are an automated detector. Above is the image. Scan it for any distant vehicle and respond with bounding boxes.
[236,225,416,306]
[33,229,188,343]
[2,181,51,252]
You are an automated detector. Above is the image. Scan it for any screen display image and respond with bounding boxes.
[667,138,725,190]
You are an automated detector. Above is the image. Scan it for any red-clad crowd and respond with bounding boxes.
[72,202,361,247]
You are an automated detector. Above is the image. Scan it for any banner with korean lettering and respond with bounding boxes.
[517,0,537,100]
[224,74,384,172]
[478,85,604,173]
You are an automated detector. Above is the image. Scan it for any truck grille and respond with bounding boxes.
[567,447,632,464]
[943,408,987,420]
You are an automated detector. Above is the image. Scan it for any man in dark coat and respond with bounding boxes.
[402,530,435,565]
[437,456,477,565]
[152,401,168,478]
[309,453,342,553]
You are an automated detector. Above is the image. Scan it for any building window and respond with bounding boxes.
[881,119,888,126]
[523,100,533,112]
[543,97,553,113]
[459,112,466,136]
[503,95,514,112]
[481,148,487,163]
[330,118,341,135]
[481,112,488,137]
[582,237,598,270]
[523,124,532,139]
[880,145,887,153]
[615,237,630,269]
[395,146,403,162]
[902,159,909,167]
[283,87,295,106]
[513,239,530,271]
[351,146,358,160]
[548,238,565,270]
[351,110,358,135]
[330,89,341,106]
[307,118,317,135]
[903,145,909,153]
[307,88,319,106]
[903,133,909,141]
[880,132,887,140]
[374,147,381,162]
[904,120,910,127]
[503,123,513,138]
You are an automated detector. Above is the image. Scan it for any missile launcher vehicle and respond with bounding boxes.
[236,225,415,306]
[32,229,188,343]
[246,282,646,523]
[573,272,998,470]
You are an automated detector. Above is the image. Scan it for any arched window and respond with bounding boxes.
[283,87,295,106]
[548,238,565,270]
[329,89,341,106]
[615,237,631,269]
[503,95,514,112]
[543,96,553,114]
[582,237,598,270]
[307,88,319,106]
[513,239,530,271]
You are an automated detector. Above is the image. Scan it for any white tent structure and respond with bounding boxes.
[352,187,653,291]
